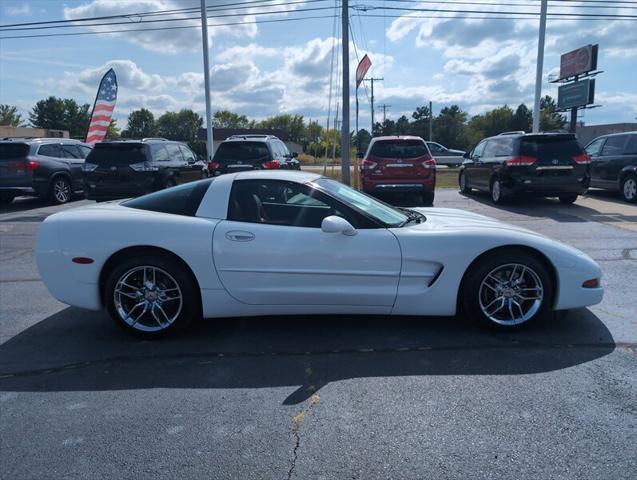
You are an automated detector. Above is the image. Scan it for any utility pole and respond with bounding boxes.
[341,0,350,185]
[569,75,579,133]
[532,0,548,133]
[429,100,433,141]
[380,104,391,123]
[365,77,383,134]
[200,0,214,161]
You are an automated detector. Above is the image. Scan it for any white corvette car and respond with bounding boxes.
[35,171,603,337]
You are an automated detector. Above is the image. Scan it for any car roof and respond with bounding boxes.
[222,137,272,144]
[485,132,576,141]
[0,137,85,144]
[371,135,425,142]
[595,131,637,139]
[234,170,321,183]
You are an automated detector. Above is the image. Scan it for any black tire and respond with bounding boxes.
[0,192,16,204]
[460,249,553,331]
[459,171,471,193]
[48,176,72,205]
[621,173,637,203]
[558,193,578,204]
[421,191,434,206]
[104,253,200,338]
[490,178,506,205]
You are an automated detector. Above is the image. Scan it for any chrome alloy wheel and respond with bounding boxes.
[491,180,501,202]
[623,177,637,201]
[113,266,183,332]
[478,263,544,326]
[53,178,71,203]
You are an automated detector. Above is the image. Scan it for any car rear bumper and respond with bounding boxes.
[362,178,435,194]
[85,182,154,200]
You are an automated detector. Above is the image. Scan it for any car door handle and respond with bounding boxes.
[226,230,255,242]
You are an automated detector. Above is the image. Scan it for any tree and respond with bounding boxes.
[29,96,90,138]
[0,104,23,126]
[539,95,567,131]
[122,108,155,138]
[433,105,469,149]
[306,120,323,145]
[354,128,372,155]
[411,105,432,139]
[213,110,250,128]
[106,119,120,139]
[156,109,203,145]
[511,104,532,132]
[468,105,514,140]
[256,114,306,143]
[395,115,411,135]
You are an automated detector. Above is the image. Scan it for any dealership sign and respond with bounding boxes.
[559,44,598,80]
[558,79,595,110]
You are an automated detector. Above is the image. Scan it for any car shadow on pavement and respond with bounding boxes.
[460,191,637,224]
[0,308,615,404]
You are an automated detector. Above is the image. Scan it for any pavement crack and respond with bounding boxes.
[287,392,320,480]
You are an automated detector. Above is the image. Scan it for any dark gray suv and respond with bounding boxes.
[0,138,92,205]
[586,131,637,203]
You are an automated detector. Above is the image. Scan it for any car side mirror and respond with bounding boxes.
[321,215,357,236]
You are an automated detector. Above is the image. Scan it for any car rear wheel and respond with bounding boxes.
[621,174,637,203]
[558,194,578,204]
[104,253,199,338]
[459,171,471,193]
[490,178,506,205]
[421,191,434,206]
[49,176,71,204]
[461,249,552,330]
[0,192,16,204]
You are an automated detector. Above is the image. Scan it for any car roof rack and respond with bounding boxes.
[0,137,81,142]
[141,137,169,142]
[497,131,526,136]
[226,134,280,141]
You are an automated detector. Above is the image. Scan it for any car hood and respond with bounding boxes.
[447,149,465,155]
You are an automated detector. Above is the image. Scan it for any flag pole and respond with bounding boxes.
[355,86,359,157]
[200,0,214,161]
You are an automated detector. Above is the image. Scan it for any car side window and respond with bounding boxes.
[493,137,515,157]
[150,144,170,162]
[179,145,196,162]
[38,144,61,157]
[78,145,92,158]
[227,179,355,228]
[585,138,605,157]
[601,135,628,156]
[623,135,637,155]
[482,140,498,158]
[429,143,445,154]
[61,145,82,159]
[472,141,486,159]
[278,141,290,158]
[166,144,184,163]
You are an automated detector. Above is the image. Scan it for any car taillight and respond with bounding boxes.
[421,158,436,169]
[6,160,38,172]
[362,160,377,170]
[26,160,38,172]
[261,160,280,169]
[83,162,98,172]
[129,161,159,172]
[208,161,220,170]
[505,156,537,166]
[572,153,591,164]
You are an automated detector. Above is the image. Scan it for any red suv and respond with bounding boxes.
[360,136,436,205]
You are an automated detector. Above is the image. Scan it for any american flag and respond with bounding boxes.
[85,68,117,145]
[356,54,372,88]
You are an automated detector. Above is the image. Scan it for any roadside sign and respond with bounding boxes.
[559,44,598,80]
[558,79,595,110]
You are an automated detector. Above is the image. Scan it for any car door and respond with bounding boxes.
[178,144,202,183]
[598,135,629,188]
[60,144,85,190]
[586,137,606,187]
[213,179,401,306]
[463,140,486,188]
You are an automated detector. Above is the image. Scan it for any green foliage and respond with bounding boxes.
[0,104,23,127]
[511,104,532,132]
[156,109,203,144]
[122,108,156,139]
[254,114,306,143]
[354,128,372,155]
[213,110,250,128]
[540,95,567,131]
[28,96,90,138]
[106,119,120,139]
[433,105,468,149]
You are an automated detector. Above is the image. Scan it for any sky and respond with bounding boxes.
[1,0,636,134]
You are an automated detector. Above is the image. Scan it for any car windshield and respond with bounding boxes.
[0,143,29,159]
[213,142,270,163]
[370,139,429,158]
[314,178,409,227]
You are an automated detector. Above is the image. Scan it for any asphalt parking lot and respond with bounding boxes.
[1,189,636,479]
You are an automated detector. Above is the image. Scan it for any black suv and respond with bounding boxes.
[0,138,92,205]
[83,138,203,201]
[208,134,299,175]
[459,133,590,204]
[585,131,637,203]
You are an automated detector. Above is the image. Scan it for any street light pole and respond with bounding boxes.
[200,0,214,161]
[532,0,548,133]
[341,0,350,185]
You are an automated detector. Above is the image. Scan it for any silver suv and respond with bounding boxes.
[0,137,92,205]
[209,135,300,175]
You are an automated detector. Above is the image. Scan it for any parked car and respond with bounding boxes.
[459,132,590,205]
[83,138,202,201]
[35,170,603,338]
[585,131,637,203]
[361,136,436,206]
[425,141,465,167]
[208,135,299,175]
[0,137,92,205]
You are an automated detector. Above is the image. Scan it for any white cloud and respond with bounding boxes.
[4,3,31,16]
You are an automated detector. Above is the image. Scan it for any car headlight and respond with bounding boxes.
[83,162,98,172]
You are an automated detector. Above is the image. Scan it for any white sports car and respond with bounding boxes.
[36,171,603,337]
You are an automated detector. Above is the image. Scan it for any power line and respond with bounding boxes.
[358,12,637,20]
[352,5,637,18]
[366,0,637,8]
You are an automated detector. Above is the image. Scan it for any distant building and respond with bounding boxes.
[576,123,637,146]
[0,125,70,139]
[197,127,302,154]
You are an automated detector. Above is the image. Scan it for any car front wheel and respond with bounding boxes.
[621,174,637,203]
[461,249,552,330]
[559,194,578,204]
[459,171,471,193]
[104,253,199,338]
